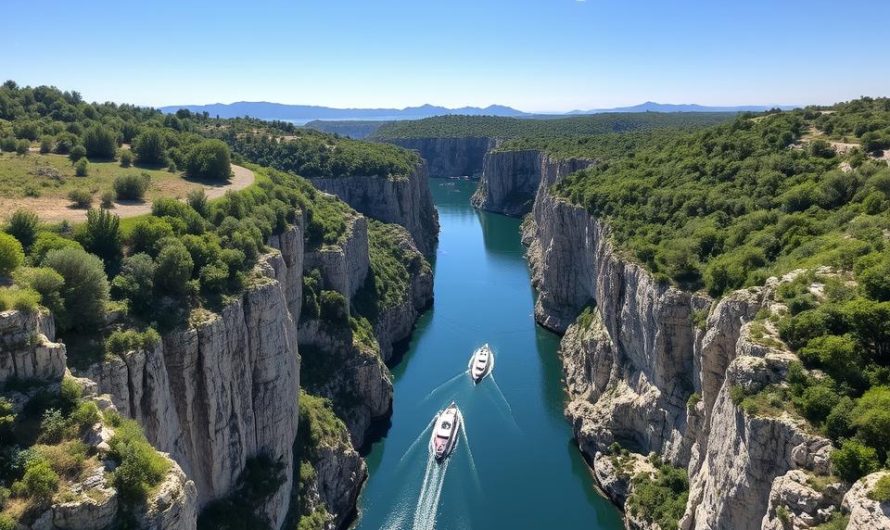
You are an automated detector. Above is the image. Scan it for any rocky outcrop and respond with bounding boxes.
[304,214,369,300]
[761,470,846,529]
[387,137,495,178]
[843,471,890,529]
[310,162,439,256]
[0,309,65,384]
[78,224,305,529]
[472,150,593,216]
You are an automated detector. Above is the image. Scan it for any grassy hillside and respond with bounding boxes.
[370,112,734,140]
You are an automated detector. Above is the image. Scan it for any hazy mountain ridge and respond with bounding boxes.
[161,100,795,123]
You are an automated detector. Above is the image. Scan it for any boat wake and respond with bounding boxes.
[459,423,483,494]
[421,372,467,405]
[397,417,436,469]
[411,455,449,530]
[487,375,521,432]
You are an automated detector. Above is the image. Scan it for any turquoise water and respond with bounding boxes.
[353,180,623,529]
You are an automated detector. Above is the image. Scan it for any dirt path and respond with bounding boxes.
[0,164,255,223]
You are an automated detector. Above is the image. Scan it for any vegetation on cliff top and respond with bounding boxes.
[371,112,733,140]
[554,98,890,296]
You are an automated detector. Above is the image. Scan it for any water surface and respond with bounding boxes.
[354,180,622,529]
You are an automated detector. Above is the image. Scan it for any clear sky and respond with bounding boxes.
[2,0,888,112]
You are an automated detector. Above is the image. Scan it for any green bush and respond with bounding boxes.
[850,386,890,458]
[796,383,841,424]
[105,328,161,355]
[0,287,40,312]
[31,232,82,263]
[627,464,689,530]
[14,139,29,155]
[108,418,170,502]
[112,253,156,315]
[868,474,890,502]
[101,190,115,209]
[82,125,117,159]
[113,172,151,201]
[68,144,86,162]
[74,157,89,177]
[831,439,880,482]
[119,149,133,168]
[186,139,231,181]
[68,188,91,208]
[319,290,348,325]
[0,232,24,276]
[187,188,208,217]
[12,457,59,505]
[37,408,67,443]
[154,238,193,295]
[38,136,53,154]
[133,129,166,165]
[54,133,78,154]
[128,217,174,256]
[6,209,39,249]
[43,247,109,331]
[0,137,16,153]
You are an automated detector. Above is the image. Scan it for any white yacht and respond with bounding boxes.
[468,343,494,384]
[429,402,462,462]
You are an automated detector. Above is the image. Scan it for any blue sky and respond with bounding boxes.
[2,0,888,112]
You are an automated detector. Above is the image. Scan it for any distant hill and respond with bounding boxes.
[305,120,389,139]
[569,101,797,114]
[159,102,528,123]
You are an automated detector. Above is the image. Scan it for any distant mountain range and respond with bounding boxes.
[568,101,796,114]
[159,101,797,123]
[158,102,528,123]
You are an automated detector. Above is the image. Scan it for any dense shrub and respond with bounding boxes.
[105,328,160,355]
[832,439,880,482]
[75,208,122,268]
[73,157,89,177]
[0,137,16,153]
[869,475,890,502]
[132,129,166,165]
[68,188,91,208]
[319,290,348,325]
[38,136,53,154]
[31,232,82,263]
[111,253,156,315]
[0,287,40,312]
[186,139,231,181]
[119,149,133,167]
[154,238,193,295]
[68,144,86,162]
[113,172,151,201]
[0,233,24,276]
[12,267,65,316]
[43,247,109,331]
[82,124,117,159]
[11,457,58,505]
[187,188,208,217]
[128,217,174,256]
[627,463,689,530]
[107,416,170,502]
[14,139,29,155]
[6,209,39,249]
[849,387,890,459]
[54,133,78,154]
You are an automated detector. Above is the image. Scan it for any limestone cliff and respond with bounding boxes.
[524,167,887,529]
[0,309,198,530]
[472,149,593,216]
[386,137,495,178]
[309,162,440,256]
[79,225,305,529]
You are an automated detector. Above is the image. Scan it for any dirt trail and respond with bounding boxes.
[0,164,255,223]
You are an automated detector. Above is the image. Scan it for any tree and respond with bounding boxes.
[850,386,890,458]
[859,255,890,302]
[0,233,24,277]
[75,208,122,270]
[832,439,880,482]
[132,129,166,165]
[154,239,193,295]
[13,267,65,318]
[186,140,231,181]
[112,253,156,316]
[5,209,39,249]
[82,125,117,159]
[128,217,174,256]
[43,247,109,331]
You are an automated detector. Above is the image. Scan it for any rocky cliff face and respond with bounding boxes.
[310,162,440,256]
[472,150,594,216]
[1,309,198,530]
[387,137,495,178]
[79,225,305,529]
[525,169,888,528]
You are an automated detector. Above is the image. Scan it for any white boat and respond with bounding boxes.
[468,343,494,384]
[429,402,462,462]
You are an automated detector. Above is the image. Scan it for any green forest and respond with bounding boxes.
[370,112,733,140]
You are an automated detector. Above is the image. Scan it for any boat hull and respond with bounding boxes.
[429,403,462,462]
[468,344,494,384]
